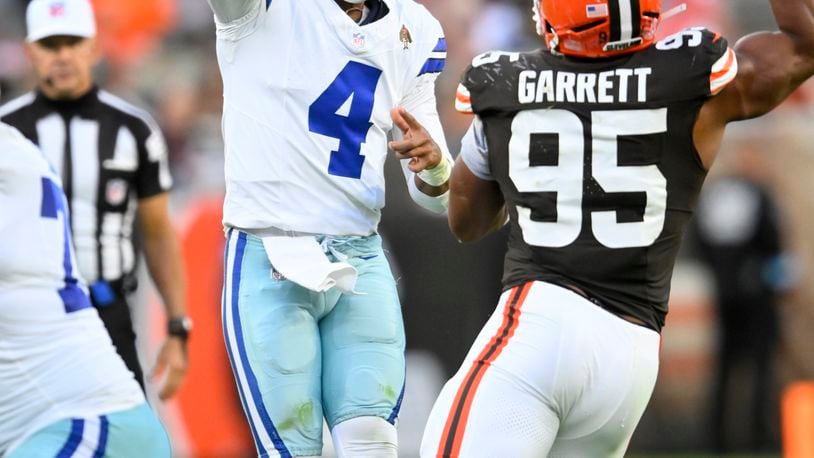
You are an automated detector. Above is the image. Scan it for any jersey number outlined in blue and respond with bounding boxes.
[309,61,383,179]
[41,177,92,313]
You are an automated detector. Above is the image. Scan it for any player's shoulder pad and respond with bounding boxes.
[456,50,534,114]
[653,27,737,96]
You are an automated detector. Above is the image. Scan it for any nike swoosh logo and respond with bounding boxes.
[360,255,378,260]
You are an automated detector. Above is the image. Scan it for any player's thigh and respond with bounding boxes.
[103,403,171,457]
[222,230,325,453]
[421,366,558,458]
[549,315,660,458]
[320,254,405,428]
[8,403,170,458]
[420,285,560,458]
[549,373,657,458]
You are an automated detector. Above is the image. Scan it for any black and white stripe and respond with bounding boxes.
[0,89,171,285]
[609,0,641,43]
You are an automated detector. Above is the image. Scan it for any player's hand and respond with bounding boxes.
[150,336,188,401]
[389,107,443,173]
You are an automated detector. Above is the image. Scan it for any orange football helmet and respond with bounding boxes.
[535,0,661,58]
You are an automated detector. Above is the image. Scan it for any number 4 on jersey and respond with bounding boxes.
[309,61,383,179]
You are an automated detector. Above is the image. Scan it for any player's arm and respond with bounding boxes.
[696,0,814,165]
[389,100,452,214]
[207,0,260,24]
[448,159,506,243]
[134,120,188,401]
[448,117,507,243]
[390,70,453,214]
[389,22,452,213]
[138,193,188,401]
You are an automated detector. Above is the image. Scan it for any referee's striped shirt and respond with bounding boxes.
[0,87,172,286]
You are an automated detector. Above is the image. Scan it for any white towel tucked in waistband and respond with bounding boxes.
[261,235,361,294]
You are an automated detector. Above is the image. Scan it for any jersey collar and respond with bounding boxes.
[318,0,397,55]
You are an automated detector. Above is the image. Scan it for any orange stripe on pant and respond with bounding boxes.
[436,282,532,458]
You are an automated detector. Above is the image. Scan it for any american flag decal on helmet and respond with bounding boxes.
[586,3,609,18]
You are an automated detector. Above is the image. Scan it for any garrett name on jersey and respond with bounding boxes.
[457,27,737,114]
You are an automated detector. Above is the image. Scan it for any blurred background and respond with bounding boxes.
[2,0,814,456]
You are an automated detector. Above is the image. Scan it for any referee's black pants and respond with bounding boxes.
[93,295,145,392]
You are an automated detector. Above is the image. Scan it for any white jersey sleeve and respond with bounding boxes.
[209,0,264,41]
[395,12,451,213]
[460,116,494,181]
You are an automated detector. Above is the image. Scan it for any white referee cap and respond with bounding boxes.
[26,0,97,43]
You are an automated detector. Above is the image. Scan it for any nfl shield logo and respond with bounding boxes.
[351,32,366,50]
[106,179,128,206]
[50,2,65,17]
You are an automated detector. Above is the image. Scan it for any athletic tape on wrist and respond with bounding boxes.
[417,157,451,186]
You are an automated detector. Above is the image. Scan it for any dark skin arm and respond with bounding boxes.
[695,0,814,168]
[448,155,507,242]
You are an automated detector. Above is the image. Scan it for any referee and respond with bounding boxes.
[1,0,189,400]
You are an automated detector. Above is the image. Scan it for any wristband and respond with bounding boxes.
[417,157,451,186]
[168,316,193,341]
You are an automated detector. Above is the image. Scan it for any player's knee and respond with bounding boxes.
[331,416,397,458]
[340,366,403,407]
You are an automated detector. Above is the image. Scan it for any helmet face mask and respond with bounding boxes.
[536,0,661,58]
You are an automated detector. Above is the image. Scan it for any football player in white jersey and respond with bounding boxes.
[207,0,452,456]
[0,122,171,457]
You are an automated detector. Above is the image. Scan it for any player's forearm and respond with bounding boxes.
[448,158,505,243]
[772,0,814,49]
[208,0,258,23]
[143,231,187,320]
[449,197,504,243]
[772,0,814,81]
[405,165,449,214]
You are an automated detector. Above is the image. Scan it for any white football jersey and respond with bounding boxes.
[0,122,143,455]
[214,0,448,235]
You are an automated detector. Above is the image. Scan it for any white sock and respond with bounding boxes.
[331,416,398,458]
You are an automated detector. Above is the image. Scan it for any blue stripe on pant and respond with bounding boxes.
[222,229,291,457]
[7,404,165,458]
[92,416,109,458]
[55,419,83,458]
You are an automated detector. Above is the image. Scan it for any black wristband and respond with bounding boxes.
[168,316,193,341]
